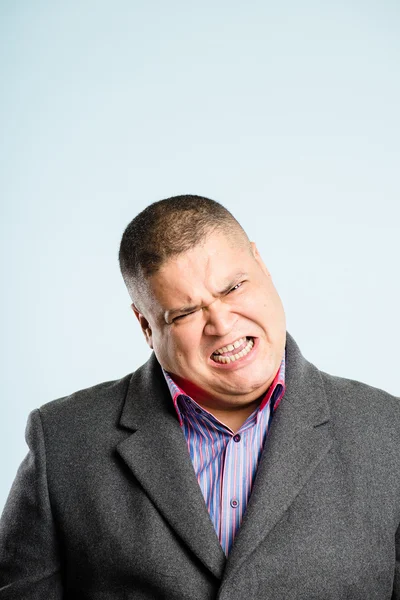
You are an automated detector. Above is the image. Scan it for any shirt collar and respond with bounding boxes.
[163,355,286,428]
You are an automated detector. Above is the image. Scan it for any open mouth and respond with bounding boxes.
[210,336,254,364]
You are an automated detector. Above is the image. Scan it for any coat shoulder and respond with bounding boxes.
[40,373,132,416]
[320,369,399,407]
[319,368,400,433]
[36,372,135,444]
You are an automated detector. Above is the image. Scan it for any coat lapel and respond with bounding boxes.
[224,334,333,577]
[116,355,226,579]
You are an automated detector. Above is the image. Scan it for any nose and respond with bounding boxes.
[203,300,237,337]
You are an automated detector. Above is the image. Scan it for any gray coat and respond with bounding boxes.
[1,334,399,599]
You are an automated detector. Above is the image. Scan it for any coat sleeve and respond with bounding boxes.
[0,409,63,599]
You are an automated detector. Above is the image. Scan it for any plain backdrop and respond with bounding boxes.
[0,0,399,512]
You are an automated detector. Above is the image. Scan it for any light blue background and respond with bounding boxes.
[1,1,399,512]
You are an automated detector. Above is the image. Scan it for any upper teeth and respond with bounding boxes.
[212,337,254,363]
[214,337,246,354]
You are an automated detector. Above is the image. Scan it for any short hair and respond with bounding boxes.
[118,194,248,300]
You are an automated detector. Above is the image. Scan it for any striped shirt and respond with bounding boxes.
[163,358,285,554]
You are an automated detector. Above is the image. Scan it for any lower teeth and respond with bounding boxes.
[212,338,254,363]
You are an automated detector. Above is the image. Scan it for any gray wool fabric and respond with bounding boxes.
[0,333,399,599]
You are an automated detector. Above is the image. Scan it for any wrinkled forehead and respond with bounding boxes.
[139,233,254,313]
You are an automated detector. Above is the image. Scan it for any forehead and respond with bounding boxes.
[143,232,253,310]
[162,231,250,278]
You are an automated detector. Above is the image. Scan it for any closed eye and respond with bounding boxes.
[173,311,195,322]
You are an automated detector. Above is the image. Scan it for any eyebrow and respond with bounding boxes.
[164,272,249,322]
[166,304,201,321]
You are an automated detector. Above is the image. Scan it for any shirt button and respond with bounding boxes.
[230,499,239,508]
[233,434,241,442]
[195,408,202,414]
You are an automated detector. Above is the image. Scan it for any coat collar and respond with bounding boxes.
[117,354,227,579]
[224,332,332,577]
[116,333,332,579]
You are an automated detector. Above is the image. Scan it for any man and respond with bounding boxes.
[0,194,399,599]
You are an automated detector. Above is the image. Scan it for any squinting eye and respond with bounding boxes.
[229,282,243,293]
[173,312,193,322]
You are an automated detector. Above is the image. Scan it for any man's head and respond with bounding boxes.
[119,195,286,415]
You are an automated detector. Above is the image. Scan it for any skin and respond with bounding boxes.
[132,228,286,431]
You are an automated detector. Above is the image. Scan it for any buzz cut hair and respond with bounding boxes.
[118,194,249,300]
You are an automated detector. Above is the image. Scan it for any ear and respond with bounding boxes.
[131,303,153,349]
[250,242,271,277]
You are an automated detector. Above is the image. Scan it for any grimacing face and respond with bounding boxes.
[132,230,286,413]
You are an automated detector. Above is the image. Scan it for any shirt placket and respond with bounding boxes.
[220,430,246,555]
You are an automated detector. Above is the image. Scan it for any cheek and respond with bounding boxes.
[239,288,283,328]
[173,325,205,363]
[161,330,196,366]
[235,290,267,316]
[255,283,282,311]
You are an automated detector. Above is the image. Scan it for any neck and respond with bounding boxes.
[204,401,261,432]
[171,375,267,432]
